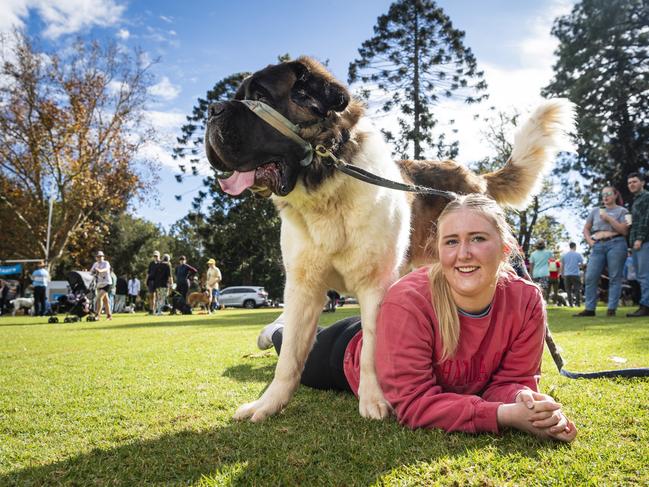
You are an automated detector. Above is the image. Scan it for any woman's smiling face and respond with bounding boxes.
[437,209,507,311]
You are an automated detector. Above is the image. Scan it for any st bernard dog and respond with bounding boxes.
[204,56,574,422]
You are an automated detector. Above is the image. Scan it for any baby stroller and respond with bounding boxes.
[48,271,97,323]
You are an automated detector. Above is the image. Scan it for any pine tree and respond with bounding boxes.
[348,0,487,160]
[543,0,649,203]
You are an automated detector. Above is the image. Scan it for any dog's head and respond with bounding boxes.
[205,56,361,197]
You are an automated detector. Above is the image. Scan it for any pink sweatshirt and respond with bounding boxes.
[343,266,546,433]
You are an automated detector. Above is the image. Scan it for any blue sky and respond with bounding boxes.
[2,0,575,229]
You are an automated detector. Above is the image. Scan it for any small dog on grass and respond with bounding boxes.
[10,297,34,316]
[187,291,211,312]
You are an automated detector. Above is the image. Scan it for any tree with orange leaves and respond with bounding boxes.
[0,31,157,270]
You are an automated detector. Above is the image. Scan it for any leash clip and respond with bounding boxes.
[315,144,338,167]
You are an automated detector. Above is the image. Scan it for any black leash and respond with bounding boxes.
[314,145,459,200]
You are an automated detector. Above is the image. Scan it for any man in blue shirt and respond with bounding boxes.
[31,261,50,316]
[561,242,584,307]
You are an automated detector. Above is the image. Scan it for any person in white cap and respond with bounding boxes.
[205,258,222,313]
[90,251,112,320]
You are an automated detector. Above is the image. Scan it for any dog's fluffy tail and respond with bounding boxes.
[484,98,576,209]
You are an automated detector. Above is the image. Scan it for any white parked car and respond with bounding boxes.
[219,286,269,309]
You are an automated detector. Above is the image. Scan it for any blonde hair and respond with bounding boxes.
[429,194,520,362]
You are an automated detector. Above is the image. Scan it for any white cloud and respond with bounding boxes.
[0,0,29,33]
[0,0,125,38]
[138,50,152,67]
[519,0,574,68]
[145,110,185,133]
[140,110,211,175]
[159,15,173,24]
[149,76,180,101]
[137,111,184,171]
[116,28,129,40]
[36,0,125,39]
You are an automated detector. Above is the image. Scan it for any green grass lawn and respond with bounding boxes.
[0,305,647,486]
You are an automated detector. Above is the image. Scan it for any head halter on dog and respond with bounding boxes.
[236,100,314,167]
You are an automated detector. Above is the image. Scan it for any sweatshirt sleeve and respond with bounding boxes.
[375,301,501,434]
[481,291,545,404]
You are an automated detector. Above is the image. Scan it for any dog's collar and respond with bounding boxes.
[236,100,314,167]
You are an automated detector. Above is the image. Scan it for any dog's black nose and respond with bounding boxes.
[208,102,226,118]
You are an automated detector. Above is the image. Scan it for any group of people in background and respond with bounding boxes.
[529,240,585,307]
[141,251,222,316]
[84,250,223,319]
[528,172,648,318]
[2,251,224,319]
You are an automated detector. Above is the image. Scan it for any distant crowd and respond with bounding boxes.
[0,251,224,319]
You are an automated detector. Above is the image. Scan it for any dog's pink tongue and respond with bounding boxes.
[218,170,256,195]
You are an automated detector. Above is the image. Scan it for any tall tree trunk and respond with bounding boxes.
[412,7,421,159]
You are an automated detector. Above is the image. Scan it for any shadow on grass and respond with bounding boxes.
[72,310,284,331]
[1,396,569,486]
[222,362,276,383]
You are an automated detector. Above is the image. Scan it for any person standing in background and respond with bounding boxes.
[575,186,628,317]
[153,254,172,315]
[31,261,50,316]
[547,251,562,304]
[127,274,141,308]
[528,240,553,301]
[205,259,222,313]
[0,279,9,315]
[174,256,197,310]
[626,172,649,317]
[90,251,112,320]
[623,249,640,305]
[114,275,128,313]
[108,269,117,314]
[146,251,160,315]
[561,242,584,307]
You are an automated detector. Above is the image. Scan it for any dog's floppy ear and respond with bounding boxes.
[289,60,350,117]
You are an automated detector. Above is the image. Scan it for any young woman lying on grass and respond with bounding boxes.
[258,194,577,442]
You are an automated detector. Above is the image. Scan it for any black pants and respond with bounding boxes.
[564,275,581,306]
[272,316,362,392]
[33,286,46,316]
[174,281,189,311]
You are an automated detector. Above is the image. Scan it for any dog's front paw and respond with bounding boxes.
[358,381,393,420]
[233,381,293,422]
[234,400,269,422]
[233,398,283,422]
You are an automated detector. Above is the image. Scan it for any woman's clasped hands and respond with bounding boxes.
[497,390,577,442]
